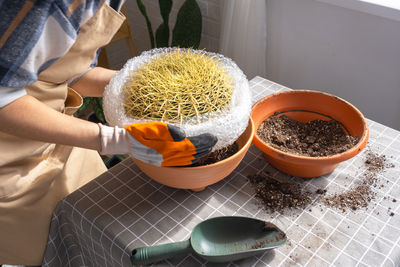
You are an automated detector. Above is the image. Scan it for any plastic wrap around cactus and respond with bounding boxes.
[103,48,251,151]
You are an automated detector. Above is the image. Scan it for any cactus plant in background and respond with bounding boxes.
[136,0,202,49]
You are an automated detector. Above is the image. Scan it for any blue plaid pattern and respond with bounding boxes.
[0,0,125,107]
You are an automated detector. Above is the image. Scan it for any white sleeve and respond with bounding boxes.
[0,86,27,108]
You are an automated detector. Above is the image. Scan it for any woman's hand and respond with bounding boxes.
[99,122,217,166]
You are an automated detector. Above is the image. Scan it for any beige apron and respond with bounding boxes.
[0,2,124,265]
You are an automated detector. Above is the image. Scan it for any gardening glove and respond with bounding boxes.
[98,122,217,166]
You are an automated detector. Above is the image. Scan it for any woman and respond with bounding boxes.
[0,1,216,265]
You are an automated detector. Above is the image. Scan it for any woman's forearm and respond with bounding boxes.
[0,67,117,150]
[71,67,116,97]
[0,95,101,151]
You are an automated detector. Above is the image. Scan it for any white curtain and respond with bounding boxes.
[219,0,267,80]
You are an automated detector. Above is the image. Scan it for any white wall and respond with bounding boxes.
[265,0,400,130]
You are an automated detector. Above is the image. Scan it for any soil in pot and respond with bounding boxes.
[190,142,239,167]
[256,114,359,157]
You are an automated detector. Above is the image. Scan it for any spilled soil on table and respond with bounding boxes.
[322,150,395,213]
[248,171,313,213]
[248,150,395,215]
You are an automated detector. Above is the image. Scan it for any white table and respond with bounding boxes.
[43,76,400,267]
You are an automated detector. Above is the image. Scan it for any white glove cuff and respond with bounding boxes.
[98,124,131,155]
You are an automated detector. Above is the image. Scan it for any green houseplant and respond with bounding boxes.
[137,0,202,49]
[77,96,105,123]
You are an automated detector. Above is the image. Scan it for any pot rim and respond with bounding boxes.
[251,89,369,163]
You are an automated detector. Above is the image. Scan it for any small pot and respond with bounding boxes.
[132,118,255,191]
[251,90,369,178]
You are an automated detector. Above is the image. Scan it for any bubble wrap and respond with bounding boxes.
[103,48,251,150]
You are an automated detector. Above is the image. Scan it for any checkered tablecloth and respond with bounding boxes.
[42,77,400,267]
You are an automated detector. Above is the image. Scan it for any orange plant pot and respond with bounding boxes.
[132,118,255,191]
[251,90,369,178]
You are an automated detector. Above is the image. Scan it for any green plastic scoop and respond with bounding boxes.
[131,216,286,265]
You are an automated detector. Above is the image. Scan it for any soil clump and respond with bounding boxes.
[256,114,359,157]
[247,171,312,213]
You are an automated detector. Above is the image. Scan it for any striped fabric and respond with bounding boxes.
[0,0,125,108]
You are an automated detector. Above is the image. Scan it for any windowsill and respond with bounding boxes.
[316,0,400,21]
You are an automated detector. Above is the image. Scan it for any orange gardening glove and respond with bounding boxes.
[98,122,217,166]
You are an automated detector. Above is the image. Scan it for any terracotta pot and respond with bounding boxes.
[251,90,369,178]
[132,118,255,191]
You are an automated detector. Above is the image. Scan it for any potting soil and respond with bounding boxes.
[191,142,239,166]
[256,114,359,157]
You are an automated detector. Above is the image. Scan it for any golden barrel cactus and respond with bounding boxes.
[123,50,233,124]
[104,48,251,151]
